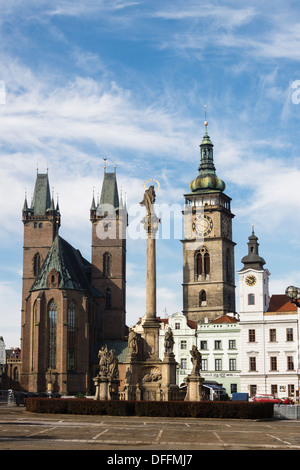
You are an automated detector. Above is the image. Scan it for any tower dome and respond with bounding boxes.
[189,120,225,193]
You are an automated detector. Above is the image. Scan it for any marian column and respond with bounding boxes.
[140,185,161,358]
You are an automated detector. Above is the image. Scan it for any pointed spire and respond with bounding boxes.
[22,188,28,212]
[90,187,96,211]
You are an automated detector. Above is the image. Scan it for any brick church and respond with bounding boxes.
[20,167,128,395]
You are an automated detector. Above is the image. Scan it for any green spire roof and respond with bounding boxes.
[189,121,225,193]
[31,235,103,297]
[99,170,119,210]
[31,173,52,215]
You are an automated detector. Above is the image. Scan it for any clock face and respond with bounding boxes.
[192,215,213,236]
[245,275,256,286]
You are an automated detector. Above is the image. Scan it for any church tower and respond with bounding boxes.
[90,166,127,340]
[21,171,60,315]
[237,227,270,317]
[182,120,236,322]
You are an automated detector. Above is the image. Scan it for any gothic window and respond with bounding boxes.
[48,299,57,370]
[196,252,202,276]
[67,301,76,371]
[199,290,206,306]
[13,367,19,382]
[103,252,111,277]
[33,253,41,276]
[105,288,112,308]
[195,247,210,279]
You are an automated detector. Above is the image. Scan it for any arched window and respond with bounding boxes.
[105,288,112,309]
[48,299,57,369]
[13,367,19,382]
[195,247,210,278]
[204,252,210,275]
[196,252,202,276]
[199,290,206,306]
[33,253,41,276]
[67,301,76,372]
[103,252,111,277]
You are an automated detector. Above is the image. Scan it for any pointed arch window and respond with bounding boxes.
[48,299,57,370]
[103,252,112,277]
[195,247,210,278]
[33,253,41,276]
[199,290,207,306]
[67,301,76,371]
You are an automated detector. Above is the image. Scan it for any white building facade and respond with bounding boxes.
[197,314,241,397]
[238,230,300,400]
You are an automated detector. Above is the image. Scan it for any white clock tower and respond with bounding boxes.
[237,228,270,319]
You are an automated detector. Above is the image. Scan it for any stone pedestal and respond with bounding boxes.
[184,374,204,402]
[93,375,120,401]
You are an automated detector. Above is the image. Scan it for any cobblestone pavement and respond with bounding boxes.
[0,405,300,452]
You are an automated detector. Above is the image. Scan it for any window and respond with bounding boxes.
[288,384,295,396]
[195,248,210,278]
[270,357,277,371]
[201,359,207,371]
[199,290,206,306]
[13,367,19,382]
[103,252,111,277]
[229,340,236,349]
[215,359,222,371]
[249,357,256,371]
[180,358,187,369]
[231,384,237,394]
[286,328,294,341]
[200,341,207,350]
[38,222,43,228]
[248,329,256,342]
[48,299,57,370]
[287,356,294,371]
[105,288,112,308]
[67,302,76,372]
[248,293,255,305]
[214,340,221,350]
[33,253,41,276]
[250,385,257,397]
[269,329,276,342]
[175,322,180,330]
[229,358,236,371]
[271,384,278,396]
[180,340,187,350]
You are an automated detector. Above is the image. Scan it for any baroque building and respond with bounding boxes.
[20,167,127,395]
[182,121,236,322]
[238,230,299,400]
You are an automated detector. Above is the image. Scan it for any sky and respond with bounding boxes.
[1,0,300,348]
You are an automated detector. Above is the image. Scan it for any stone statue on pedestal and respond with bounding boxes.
[94,345,120,400]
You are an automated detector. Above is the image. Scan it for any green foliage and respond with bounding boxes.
[25,397,274,419]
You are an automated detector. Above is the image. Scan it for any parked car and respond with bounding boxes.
[281,397,294,404]
[253,394,281,403]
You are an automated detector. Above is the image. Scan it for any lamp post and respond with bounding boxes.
[285,286,300,308]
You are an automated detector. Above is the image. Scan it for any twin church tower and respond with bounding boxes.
[20,119,258,394]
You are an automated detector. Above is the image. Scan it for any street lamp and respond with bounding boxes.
[285,286,300,308]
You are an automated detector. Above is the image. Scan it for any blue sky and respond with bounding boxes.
[1,0,300,348]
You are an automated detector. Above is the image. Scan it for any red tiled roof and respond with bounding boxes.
[212,314,238,324]
[268,294,297,312]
